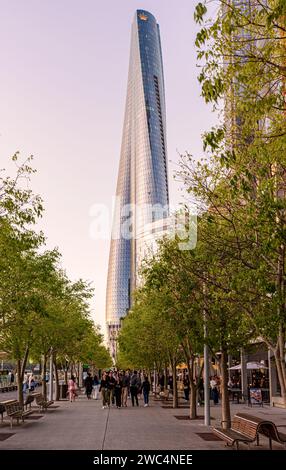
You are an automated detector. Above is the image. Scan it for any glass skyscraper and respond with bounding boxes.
[106,10,169,358]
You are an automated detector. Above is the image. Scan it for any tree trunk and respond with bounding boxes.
[181,340,198,419]
[278,327,286,393]
[190,381,197,419]
[164,364,168,390]
[172,368,178,408]
[16,359,23,406]
[17,347,29,407]
[274,347,286,405]
[170,357,178,408]
[42,354,47,400]
[54,358,60,401]
[221,348,231,429]
[189,357,197,419]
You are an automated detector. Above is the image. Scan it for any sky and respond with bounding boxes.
[0,0,218,335]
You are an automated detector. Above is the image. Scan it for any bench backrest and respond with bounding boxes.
[5,402,23,415]
[259,422,283,443]
[24,395,34,405]
[232,417,258,440]
[35,395,45,404]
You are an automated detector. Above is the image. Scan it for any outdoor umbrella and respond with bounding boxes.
[229,361,268,370]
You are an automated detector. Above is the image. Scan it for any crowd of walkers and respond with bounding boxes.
[99,370,151,409]
[67,369,151,409]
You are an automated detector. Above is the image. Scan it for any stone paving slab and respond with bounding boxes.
[0,394,285,450]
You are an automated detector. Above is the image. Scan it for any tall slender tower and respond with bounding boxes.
[106,10,169,359]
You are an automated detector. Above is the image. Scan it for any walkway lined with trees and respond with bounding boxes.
[1,391,285,450]
[0,154,111,407]
[118,0,286,431]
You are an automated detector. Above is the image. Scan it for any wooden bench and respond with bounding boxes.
[213,413,262,450]
[258,421,286,450]
[35,394,54,412]
[24,394,35,410]
[0,398,18,421]
[0,404,5,423]
[5,401,33,428]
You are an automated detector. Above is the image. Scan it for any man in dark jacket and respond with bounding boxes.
[142,376,151,407]
[130,371,141,406]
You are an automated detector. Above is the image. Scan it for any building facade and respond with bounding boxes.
[105,10,169,359]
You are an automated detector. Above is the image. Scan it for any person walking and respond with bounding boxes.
[210,376,219,405]
[198,377,204,406]
[23,373,28,394]
[183,374,190,401]
[168,375,173,395]
[142,376,151,407]
[99,371,110,409]
[114,375,123,408]
[84,372,93,399]
[28,373,35,392]
[130,370,141,407]
[121,371,130,407]
[109,371,116,406]
[68,375,77,402]
[92,374,100,400]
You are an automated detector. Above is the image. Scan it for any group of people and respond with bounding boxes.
[179,373,220,405]
[23,373,37,393]
[99,370,150,409]
[67,370,151,409]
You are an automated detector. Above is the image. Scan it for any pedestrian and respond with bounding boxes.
[28,373,35,392]
[121,371,130,407]
[210,376,219,405]
[142,376,150,407]
[84,372,93,399]
[168,375,173,395]
[68,375,77,402]
[159,374,165,392]
[183,374,190,401]
[198,377,204,406]
[114,375,123,408]
[109,371,116,406]
[99,371,110,409]
[92,374,100,400]
[130,370,141,407]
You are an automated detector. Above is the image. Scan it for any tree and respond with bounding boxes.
[181,0,286,405]
[0,155,109,404]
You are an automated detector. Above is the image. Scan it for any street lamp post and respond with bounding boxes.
[49,347,53,402]
[203,279,210,426]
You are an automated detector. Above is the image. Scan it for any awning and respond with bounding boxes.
[229,361,268,370]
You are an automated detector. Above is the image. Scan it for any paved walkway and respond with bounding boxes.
[1,393,286,450]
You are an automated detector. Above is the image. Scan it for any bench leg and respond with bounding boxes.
[269,437,272,450]
[256,434,260,446]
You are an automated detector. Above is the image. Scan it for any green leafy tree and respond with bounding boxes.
[184,0,286,406]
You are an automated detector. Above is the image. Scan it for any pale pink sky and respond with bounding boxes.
[0,0,217,334]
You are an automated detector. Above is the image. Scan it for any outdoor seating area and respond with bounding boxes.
[213,412,286,450]
[0,393,56,429]
[0,381,17,393]
[0,399,34,428]
[34,394,54,412]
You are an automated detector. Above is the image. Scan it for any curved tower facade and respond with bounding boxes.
[106,10,169,359]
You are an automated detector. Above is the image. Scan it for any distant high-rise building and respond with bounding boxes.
[106,10,169,359]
